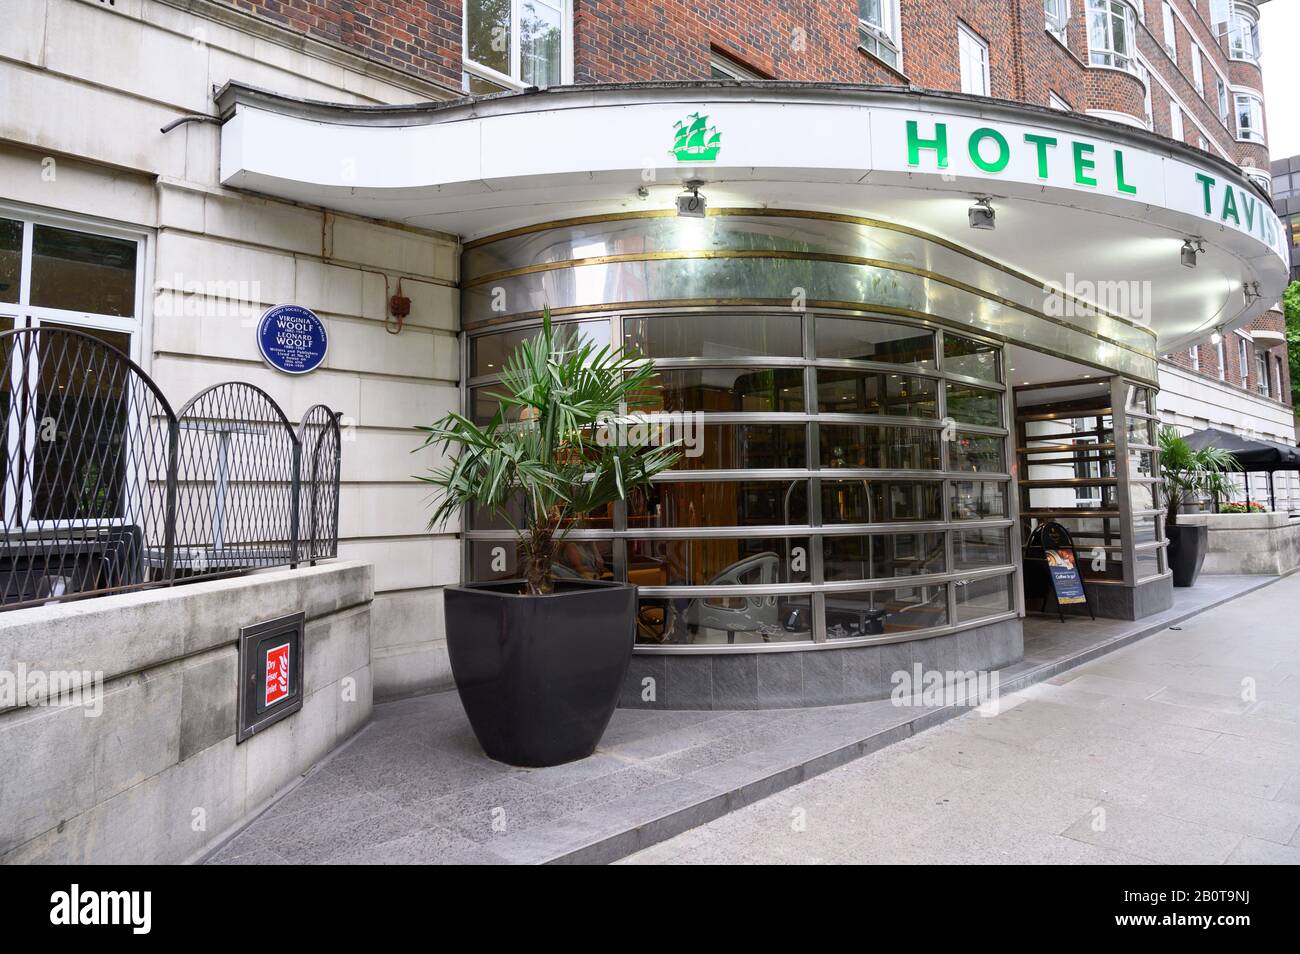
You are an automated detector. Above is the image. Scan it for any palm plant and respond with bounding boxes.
[417,309,679,595]
[1158,426,1240,525]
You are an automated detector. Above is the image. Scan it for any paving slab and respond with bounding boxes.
[205,573,1293,865]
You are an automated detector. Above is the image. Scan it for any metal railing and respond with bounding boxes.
[0,327,341,610]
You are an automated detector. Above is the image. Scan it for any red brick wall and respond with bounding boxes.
[1167,309,1292,408]
[215,0,462,88]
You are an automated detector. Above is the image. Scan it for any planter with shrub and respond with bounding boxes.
[1159,426,1240,588]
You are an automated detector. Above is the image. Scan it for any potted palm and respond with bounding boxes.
[1159,426,1239,587]
[417,311,678,766]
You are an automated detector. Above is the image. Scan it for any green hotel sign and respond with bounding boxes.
[902,118,1281,251]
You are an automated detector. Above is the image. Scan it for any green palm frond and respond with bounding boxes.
[1158,426,1241,522]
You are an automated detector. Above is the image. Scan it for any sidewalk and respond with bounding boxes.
[205,574,1294,864]
[622,574,1300,864]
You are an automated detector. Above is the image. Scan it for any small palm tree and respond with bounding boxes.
[1158,426,1240,525]
[417,309,679,595]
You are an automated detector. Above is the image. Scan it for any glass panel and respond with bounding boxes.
[0,217,20,305]
[470,540,613,581]
[1124,384,1152,414]
[1127,449,1156,479]
[821,479,942,523]
[624,314,802,359]
[821,423,941,469]
[30,225,137,317]
[468,499,612,532]
[627,480,809,528]
[520,0,562,87]
[955,574,1012,623]
[669,423,807,470]
[945,381,1002,426]
[637,367,805,413]
[1128,482,1157,510]
[948,432,1006,473]
[471,320,609,377]
[637,593,812,645]
[953,527,1011,570]
[816,369,937,417]
[466,0,511,75]
[1131,513,1159,545]
[1126,417,1155,447]
[815,316,935,365]
[950,480,1007,519]
[1134,546,1162,580]
[469,385,524,425]
[944,334,1000,382]
[824,584,949,638]
[1022,516,1124,580]
[626,537,811,586]
[823,531,946,581]
[31,324,133,520]
[464,71,509,95]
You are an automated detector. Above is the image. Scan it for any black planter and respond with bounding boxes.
[1166,522,1208,588]
[444,578,636,767]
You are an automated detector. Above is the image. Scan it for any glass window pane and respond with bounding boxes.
[469,384,523,425]
[0,217,20,305]
[821,423,941,469]
[637,593,812,645]
[468,498,611,531]
[955,574,1012,622]
[821,479,942,523]
[1126,417,1154,447]
[624,314,802,359]
[30,226,137,317]
[817,369,937,417]
[950,479,1007,519]
[471,320,609,377]
[948,431,1005,473]
[815,316,935,365]
[31,323,133,520]
[943,333,1000,382]
[953,527,1011,569]
[637,367,805,413]
[521,0,563,87]
[823,531,946,581]
[466,0,511,75]
[825,584,949,638]
[627,537,811,586]
[1134,546,1162,580]
[627,480,809,528]
[470,539,613,581]
[669,423,807,470]
[945,381,1002,426]
[464,71,509,95]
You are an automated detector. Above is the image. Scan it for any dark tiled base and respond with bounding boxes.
[1082,574,1175,621]
[620,617,1023,710]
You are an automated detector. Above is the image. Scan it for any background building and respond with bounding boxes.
[0,0,1290,706]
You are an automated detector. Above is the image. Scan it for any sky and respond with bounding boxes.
[1260,0,1300,161]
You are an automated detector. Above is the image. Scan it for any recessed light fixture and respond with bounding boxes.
[1210,328,1223,345]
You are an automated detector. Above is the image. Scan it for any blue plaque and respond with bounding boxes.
[257,304,328,375]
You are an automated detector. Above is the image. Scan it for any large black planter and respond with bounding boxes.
[444,578,636,767]
[1166,522,1208,588]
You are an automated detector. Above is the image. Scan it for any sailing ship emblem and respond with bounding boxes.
[671,113,722,161]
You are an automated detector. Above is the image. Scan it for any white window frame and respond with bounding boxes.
[858,0,902,71]
[1086,0,1140,75]
[0,203,144,529]
[1256,350,1270,396]
[1169,102,1183,142]
[710,51,763,79]
[958,22,991,97]
[462,0,573,92]
[1238,335,1250,388]
[1049,91,1072,111]
[1190,43,1203,96]
[1161,1,1178,61]
[1216,337,1226,381]
[1233,90,1265,144]
[1216,73,1229,126]
[1188,345,1200,371]
[1044,0,1071,43]
[1228,7,1260,64]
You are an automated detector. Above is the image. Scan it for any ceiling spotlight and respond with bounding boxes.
[676,179,707,218]
[1210,327,1223,345]
[968,196,996,231]
[1181,238,1204,268]
[1243,281,1262,305]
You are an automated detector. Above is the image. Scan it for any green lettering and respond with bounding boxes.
[907,120,948,169]
[1242,193,1256,231]
[1073,141,1097,187]
[1221,186,1239,225]
[1114,150,1137,195]
[968,127,1011,173]
[1195,173,1216,215]
[1023,134,1057,179]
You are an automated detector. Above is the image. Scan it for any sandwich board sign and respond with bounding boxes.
[1025,521,1094,622]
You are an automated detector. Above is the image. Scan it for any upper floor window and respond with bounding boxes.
[1161,1,1177,60]
[1049,91,1072,111]
[1215,337,1226,381]
[1228,8,1260,63]
[711,51,763,79]
[1256,350,1270,396]
[1188,345,1200,371]
[1216,74,1230,125]
[1234,91,1265,143]
[1169,102,1184,141]
[958,22,990,96]
[1190,43,1204,96]
[1044,0,1071,42]
[859,0,901,70]
[1087,0,1139,74]
[1238,336,1250,388]
[463,0,569,93]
